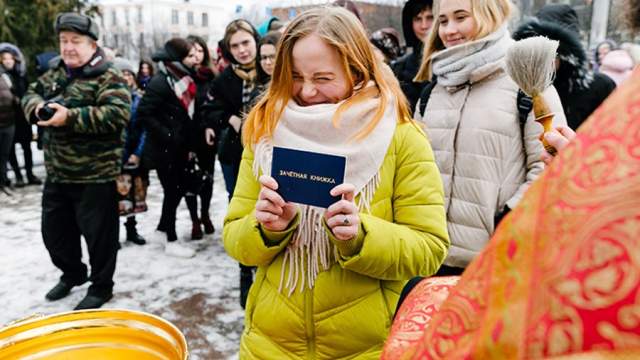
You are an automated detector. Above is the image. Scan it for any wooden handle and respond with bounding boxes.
[533,95,557,156]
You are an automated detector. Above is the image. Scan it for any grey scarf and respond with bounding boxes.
[432,25,513,88]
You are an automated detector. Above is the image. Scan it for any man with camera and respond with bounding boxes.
[21,13,131,310]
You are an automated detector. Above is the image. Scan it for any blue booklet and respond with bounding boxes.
[271,147,346,208]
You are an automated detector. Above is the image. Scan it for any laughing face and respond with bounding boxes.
[291,34,350,107]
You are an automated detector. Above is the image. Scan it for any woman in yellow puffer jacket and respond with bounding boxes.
[223,6,449,359]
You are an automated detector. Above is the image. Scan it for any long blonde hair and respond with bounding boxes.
[243,6,411,146]
[414,0,512,82]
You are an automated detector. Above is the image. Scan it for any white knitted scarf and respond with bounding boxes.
[253,86,397,296]
[432,24,513,88]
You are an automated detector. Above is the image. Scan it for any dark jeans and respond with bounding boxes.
[42,181,119,297]
[221,156,253,306]
[156,165,188,241]
[9,139,35,180]
[0,125,15,186]
[196,146,215,217]
[220,158,241,201]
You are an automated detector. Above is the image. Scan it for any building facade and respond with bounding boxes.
[95,0,231,62]
[270,0,631,49]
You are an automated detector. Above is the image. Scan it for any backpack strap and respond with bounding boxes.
[516,89,533,135]
[419,84,533,139]
[418,77,437,117]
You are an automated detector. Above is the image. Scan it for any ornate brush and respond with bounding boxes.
[505,36,560,156]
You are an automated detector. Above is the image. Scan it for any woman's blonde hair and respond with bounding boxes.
[243,6,411,146]
[414,0,512,82]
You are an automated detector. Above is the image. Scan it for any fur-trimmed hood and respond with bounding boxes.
[0,42,26,76]
[513,18,593,92]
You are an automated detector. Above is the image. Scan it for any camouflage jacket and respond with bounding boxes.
[22,51,131,183]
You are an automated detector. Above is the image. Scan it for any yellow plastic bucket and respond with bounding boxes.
[0,309,188,359]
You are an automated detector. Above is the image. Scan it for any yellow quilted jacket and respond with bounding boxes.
[223,122,449,359]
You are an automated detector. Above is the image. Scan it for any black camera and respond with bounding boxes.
[36,100,63,121]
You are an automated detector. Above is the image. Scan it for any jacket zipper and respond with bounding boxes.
[305,287,316,359]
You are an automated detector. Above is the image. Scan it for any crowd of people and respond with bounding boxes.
[1,0,639,358]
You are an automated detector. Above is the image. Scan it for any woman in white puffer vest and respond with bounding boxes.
[413,0,567,274]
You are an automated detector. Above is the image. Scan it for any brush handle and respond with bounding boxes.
[536,113,557,156]
[532,95,557,156]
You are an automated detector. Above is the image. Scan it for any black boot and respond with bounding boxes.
[27,173,42,185]
[239,266,254,309]
[125,218,146,245]
[191,219,203,240]
[74,292,113,310]
[14,176,25,188]
[45,279,86,301]
[45,281,74,301]
[201,214,215,234]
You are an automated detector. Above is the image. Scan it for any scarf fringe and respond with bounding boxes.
[253,140,381,296]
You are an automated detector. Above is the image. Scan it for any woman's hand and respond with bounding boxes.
[229,115,242,133]
[205,128,215,146]
[324,183,360,241]
[255,175,298,232]
[541,126,576,165]
[127,154,140,165]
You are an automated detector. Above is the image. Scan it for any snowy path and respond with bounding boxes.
[0,158,243,359]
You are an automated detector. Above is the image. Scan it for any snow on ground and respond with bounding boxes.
[0,151,243,359]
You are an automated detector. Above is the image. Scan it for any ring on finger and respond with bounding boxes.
[343,215,350,225]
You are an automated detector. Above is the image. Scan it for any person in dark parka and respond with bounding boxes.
[0,44,41,187]
[137,38,200,258]
[186,34,217,239]
[391,0,434,111]
[202,19,260,309]
[513,5,616,130]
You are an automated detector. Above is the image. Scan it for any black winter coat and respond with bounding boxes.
[559,72,616,130]
[393,0,430,112]
[392,50,425,112]
[202,66,244,165]
[137,72,202,169]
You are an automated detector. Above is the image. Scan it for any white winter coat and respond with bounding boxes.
[415,60,566,268]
